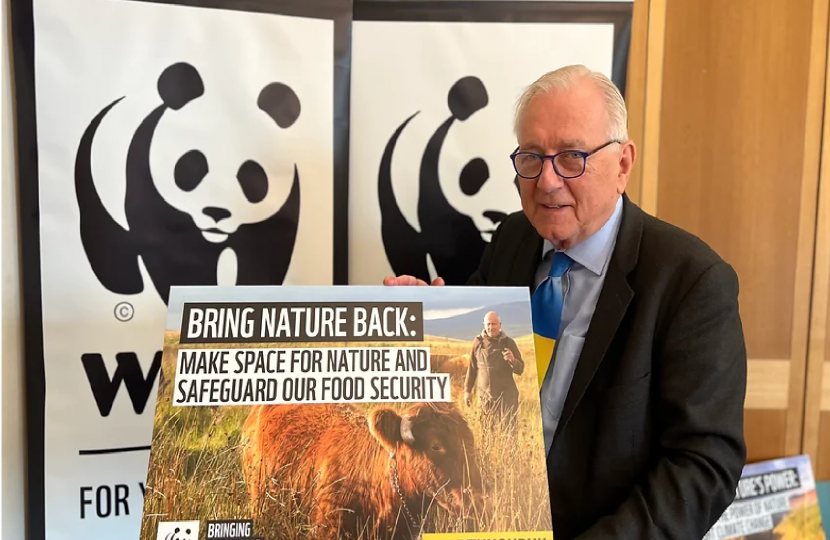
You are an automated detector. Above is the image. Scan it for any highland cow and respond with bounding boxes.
[240,402,485,540]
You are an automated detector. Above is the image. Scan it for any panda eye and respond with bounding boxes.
[237,160,268,204]
[459,157,489,196]
[174,150,208,192]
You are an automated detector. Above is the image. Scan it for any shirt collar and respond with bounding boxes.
[541,195,624,276]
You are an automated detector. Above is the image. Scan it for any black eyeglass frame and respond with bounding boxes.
[509,140,622,180]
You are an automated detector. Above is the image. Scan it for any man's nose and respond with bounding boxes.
[536,158,566,191]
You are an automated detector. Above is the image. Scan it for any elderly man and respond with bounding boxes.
[384,64,747,540]
[464,311,524,433]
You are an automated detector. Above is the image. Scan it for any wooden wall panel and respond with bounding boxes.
[637,0,664,215]
[622,0,648,207]
[624,0,658,208]
[652,0,828,462]
[802,0,830,482]
[743,410,788,463]
[818,411,830,479]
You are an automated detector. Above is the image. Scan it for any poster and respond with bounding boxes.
[9,0,351,539]
[140,284,553,540]
[703,455,827,540]
[347,1,633,286]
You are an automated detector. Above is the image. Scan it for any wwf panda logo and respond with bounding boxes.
[74,61,301,305]
[378,75,518,285]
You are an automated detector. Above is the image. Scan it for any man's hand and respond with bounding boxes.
[502,348,515,365]
[382,275,445,286]
[464,391,472,406]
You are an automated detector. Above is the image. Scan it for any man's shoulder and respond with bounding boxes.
[480,199,737,291]
[636,205,729,272]
[628,202,738,298]
[492,202,728,269]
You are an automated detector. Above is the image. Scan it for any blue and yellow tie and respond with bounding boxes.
[532,251,573,452]
[532,251,574,388]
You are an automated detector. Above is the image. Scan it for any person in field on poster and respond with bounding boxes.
[384,64,748,540]
[464,310,524,435]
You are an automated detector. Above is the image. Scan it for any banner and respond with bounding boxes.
[8,0,633,539]
[141,284,553,540]
[348,1,633,285]
[9,1,351,539]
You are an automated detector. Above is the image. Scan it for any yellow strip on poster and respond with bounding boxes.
[425,532,555,540]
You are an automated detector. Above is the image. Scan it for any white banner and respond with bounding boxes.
[14,0,349,538]
[348,12,621,285]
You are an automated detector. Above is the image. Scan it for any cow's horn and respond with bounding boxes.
[400,415,415,444]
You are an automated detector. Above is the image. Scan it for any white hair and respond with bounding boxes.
[513,64,628,142]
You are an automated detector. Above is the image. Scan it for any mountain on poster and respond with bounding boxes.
[139,285,554,540]
[703,454,826,540]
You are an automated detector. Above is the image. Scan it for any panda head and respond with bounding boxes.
[435,75,518,240]
[384,75,519,244]
[147,62,301,244]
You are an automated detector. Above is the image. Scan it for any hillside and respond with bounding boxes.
[423,301,532,341]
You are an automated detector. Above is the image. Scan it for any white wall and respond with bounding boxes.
[3,0,28,536]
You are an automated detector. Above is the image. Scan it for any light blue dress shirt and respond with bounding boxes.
[534,195,624,442]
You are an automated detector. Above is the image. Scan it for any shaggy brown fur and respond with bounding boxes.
[240,402,484,540]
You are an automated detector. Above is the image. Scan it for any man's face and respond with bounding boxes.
[484,314,501,336]
[515,78,635,249]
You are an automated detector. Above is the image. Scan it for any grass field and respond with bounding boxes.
[138,330,552,540]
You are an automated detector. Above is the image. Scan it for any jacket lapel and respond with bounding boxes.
[552,195,643,442]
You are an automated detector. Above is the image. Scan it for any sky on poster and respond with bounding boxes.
[165,285,530,332]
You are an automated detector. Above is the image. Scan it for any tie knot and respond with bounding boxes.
[548,251,573,278]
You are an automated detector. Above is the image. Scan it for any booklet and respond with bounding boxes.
[139,285,554,540]
[703,454,826,540]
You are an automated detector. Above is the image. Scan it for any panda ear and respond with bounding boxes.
[258,82,301,128]
[447,75,488,121]
[157,62,204,110]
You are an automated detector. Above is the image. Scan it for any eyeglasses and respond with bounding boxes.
[510,140,621,180]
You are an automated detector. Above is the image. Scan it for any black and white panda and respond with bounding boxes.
[75,61,302,304]
[378,75,521,286]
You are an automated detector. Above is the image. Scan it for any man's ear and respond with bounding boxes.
[616,140,636,194]
[369,408,403,452]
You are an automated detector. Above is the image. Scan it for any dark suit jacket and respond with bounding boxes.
[466,194,747,540]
